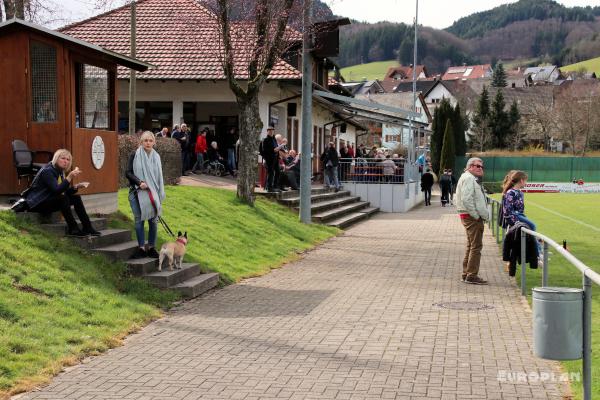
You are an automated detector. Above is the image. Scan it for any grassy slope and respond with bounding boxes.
[491,193,600,399]
[339,60,399,82]
[561,56,600,76]
[1,186,337,397]
[112,186,338,284]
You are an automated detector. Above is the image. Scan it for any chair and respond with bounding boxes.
[11,139,53,184]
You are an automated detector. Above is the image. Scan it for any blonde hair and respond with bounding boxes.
[502,170,528,194]
[139,131,155,145]
[51,149,72,171]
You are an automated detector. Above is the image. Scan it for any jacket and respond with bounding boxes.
[455,171,489,221]
[503,221,539,274]
[125,152,143,191]
[25,163,77,209]
[420,172,434,190]
[324,147,339,167]
[261,135,278,162]
[195,135,207,154]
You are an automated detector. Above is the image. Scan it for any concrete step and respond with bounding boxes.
[312,201,370,223]
[276,187,331,200]
[41,217,108,235]
[326,212,371,229]
[360,207,380,218]
[304,196,361,214]
[279,190,351,207]
[71,229,131,250]
[126,257,159,276]
[143,263,200,289]
[172,273,220,298]
[94,240,139,262]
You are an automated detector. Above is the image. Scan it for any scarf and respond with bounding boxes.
[133,147,165,221]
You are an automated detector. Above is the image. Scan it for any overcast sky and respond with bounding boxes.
[50,0,598,29]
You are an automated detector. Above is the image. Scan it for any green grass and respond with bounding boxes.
[0,186,337,397]
[491,193,600,399]
[561,56,600,76]
[339,60,399,82]
[111,186,338,284]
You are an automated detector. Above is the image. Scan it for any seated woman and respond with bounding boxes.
[25,149,100,237]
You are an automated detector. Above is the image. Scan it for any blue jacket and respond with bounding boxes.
[25,163,77,209]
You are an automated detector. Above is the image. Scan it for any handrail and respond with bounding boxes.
[484,193,596,400]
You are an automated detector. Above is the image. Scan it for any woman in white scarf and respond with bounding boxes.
[125,131,165,259]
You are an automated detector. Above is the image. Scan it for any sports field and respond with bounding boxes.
[492,193,600,399]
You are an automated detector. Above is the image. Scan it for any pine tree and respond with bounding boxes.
[507,100,523,150]
[489,89,510,148]
[430,99,453,174]
[469,86,491,151]
[439,120,456,175]
[452,103,467,157]
[492,62,507,87]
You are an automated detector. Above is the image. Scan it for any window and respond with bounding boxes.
[75,63,111,129]
[30,40,58,122]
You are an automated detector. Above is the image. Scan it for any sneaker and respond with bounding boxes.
[132,247,147,259]
[461,274,467,282]
[465,276,488,285]
[67,228,87,237]
[83,228,102,237]
[334,187,339,193]
[146,247,160,259]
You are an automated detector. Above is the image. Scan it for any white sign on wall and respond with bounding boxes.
[91,136,105,170]
[522,182,600,193]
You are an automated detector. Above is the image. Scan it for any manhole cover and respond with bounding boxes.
[433,301,494,311]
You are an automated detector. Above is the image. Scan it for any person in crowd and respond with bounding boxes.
[261,126,281,192]
[455,157,489,285]
[25,149,100,237]
[207,141,232,175]
[368,146,377,158]
[381,155,397,183]
[171,124,189,176]
[192,128,208,173]
[347,144,355,159]
[156,127,169,138]
[323,142,341,192]
[225,127,238,175]
[439,169,453,207]
[448,169,457,204]
[125,132,165,259]
[420,169,434,206]
[135,129,144,137]
[355,144,365,158]
[340,144,349,159]
[282,150,301,190]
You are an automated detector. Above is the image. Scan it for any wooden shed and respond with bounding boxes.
[0,19,149,212]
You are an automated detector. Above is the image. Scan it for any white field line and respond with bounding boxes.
[527,201,600,233]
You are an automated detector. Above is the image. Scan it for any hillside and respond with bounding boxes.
[336,0,600,73]
[339,60,399,81]
[562,56,600,75]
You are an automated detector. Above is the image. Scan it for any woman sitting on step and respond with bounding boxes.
[126,131,165,259]
[25,149,100,237]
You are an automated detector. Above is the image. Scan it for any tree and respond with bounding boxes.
[491,62,507,87]
[469,86,491,151]
[430,98,453,175]
[507,100,524,150]
[489,89,510,148]
[451,103,467,157]
[528,96,555,151]
[439,119,455,175]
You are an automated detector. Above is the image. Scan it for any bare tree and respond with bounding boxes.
[528,99,555,151]
[555,82,600,155]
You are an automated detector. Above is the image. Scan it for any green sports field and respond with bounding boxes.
[492,193,600,399]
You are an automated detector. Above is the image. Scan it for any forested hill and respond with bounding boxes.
[336,0,600,74]
[446,0,600,39]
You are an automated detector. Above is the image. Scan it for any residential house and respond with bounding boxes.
[523,66,562,85]
[339,80,385,96]
[442,64,492,81]
[383,65,429,82]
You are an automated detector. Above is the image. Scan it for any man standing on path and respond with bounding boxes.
[261,126,281,193]
[455,157,490,285]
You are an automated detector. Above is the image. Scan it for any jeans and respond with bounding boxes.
[193,152,205,172]
[325,166,340,189]
[227,148,236,172]
[423,187,432,205]
[181,151,189,175]
[129,190,157,248]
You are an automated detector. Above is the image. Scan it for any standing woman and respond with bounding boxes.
[26,149,100,237]
[126,131,165,259]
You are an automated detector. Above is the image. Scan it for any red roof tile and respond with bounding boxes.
[383,65,428,81]
[60,0,301,81]
[441,64,492,81]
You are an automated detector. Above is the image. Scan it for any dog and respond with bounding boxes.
[158,231,188,271]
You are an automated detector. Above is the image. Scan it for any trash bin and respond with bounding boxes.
[532,287,583,360]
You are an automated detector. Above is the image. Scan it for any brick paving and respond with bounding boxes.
[17,200,566,399]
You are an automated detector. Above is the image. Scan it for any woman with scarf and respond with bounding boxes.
[126,131,166,259]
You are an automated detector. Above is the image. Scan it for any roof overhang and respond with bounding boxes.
[0,19,153,72]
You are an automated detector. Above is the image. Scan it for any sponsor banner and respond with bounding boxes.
[522,182,600,193]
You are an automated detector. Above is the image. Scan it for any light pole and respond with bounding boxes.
[299,0,313,224]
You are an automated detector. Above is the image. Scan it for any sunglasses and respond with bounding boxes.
[472,164,484,169]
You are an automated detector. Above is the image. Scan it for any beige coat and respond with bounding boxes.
[455,171,489,221]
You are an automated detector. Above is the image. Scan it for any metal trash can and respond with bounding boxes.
[532,287,583,360]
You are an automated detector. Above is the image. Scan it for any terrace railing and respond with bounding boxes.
[337,158,406,184]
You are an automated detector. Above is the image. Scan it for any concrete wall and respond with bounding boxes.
[344,182,423,212]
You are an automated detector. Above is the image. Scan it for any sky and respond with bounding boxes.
[35,0,600,29]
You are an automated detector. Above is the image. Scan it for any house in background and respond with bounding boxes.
[442,64,492,81]
[523,66,562,85]
[339,80,385,96]
[383,65,429,82]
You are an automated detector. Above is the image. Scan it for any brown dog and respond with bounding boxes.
[158,231,187,271]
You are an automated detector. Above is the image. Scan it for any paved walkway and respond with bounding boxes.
[18,200,566,399]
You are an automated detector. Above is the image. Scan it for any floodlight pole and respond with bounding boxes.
[128,1,137,135]
[299,0,313,224]
[412,0,419,171]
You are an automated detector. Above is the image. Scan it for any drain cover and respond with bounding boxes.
[433,301,494,311]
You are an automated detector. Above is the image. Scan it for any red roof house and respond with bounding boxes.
[441,64,492,81]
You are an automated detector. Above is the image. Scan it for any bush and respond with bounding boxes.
[483,181,503,194]
[118,135,182,188]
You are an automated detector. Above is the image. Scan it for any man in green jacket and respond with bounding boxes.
[455,157,490,284]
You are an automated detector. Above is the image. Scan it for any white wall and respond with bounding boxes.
[425,84,457,107]
[345,182,423,212]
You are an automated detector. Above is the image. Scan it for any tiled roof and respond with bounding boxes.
[442,64,492,81]
[60,0,302,81]
[383,65,428,81]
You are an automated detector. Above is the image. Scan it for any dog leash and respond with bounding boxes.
[137,188,176,238]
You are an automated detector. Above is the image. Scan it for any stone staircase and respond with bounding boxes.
[18,213,219,299]
[268,188,379,229]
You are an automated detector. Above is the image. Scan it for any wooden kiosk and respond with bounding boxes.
[0,19,149,212]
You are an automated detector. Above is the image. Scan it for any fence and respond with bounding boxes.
[337,158,405,184]
[486,195,599,400]
[457,156,600,183]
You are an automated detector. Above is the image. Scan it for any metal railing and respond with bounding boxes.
[337,158,406,184]
[486,195,598,400]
